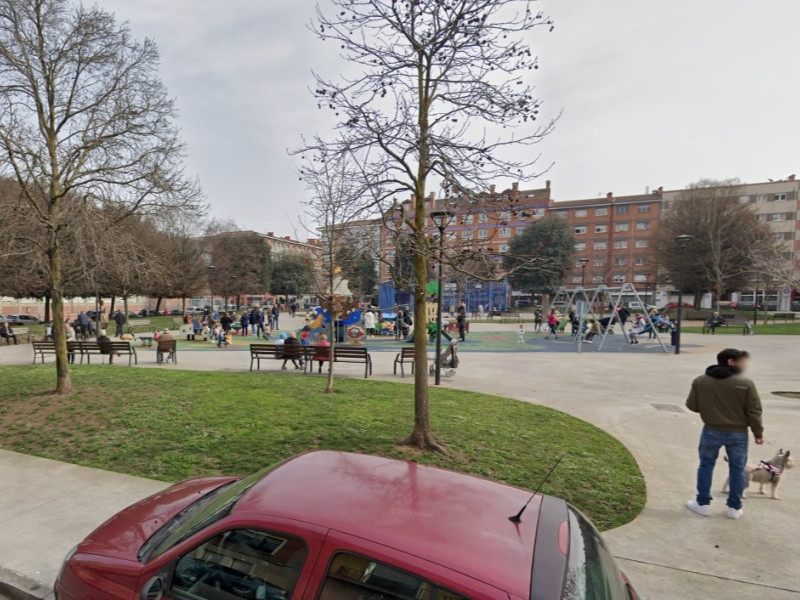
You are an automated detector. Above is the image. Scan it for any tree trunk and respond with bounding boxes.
[154,296,163,313]
[123,295,130,325]
[109,295,116,314]
[326,309,336,394]
[49,245,72,395]
[43,292,51,323]
[181,296,187,313]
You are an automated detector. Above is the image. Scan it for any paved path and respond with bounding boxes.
[1,323,799,599]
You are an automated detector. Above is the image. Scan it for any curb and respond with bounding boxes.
[0,568,54,600]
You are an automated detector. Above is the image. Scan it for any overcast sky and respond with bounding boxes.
[101,0,800,236]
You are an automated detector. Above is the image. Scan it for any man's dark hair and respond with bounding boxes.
[717,348,750,366]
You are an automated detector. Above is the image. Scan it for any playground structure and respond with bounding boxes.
[549,283,669,353]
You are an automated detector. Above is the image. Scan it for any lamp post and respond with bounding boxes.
[674,234,693,355]
[644,272,651,306]
[431,210,455,386]
[577,257,589,287]
[207,265,216,313]
[753,273,759,332]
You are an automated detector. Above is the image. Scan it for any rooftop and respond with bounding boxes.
[234,451,539,598]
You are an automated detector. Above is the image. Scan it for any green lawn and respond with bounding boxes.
[0,367,644,530]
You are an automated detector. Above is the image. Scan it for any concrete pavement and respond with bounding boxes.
[0,322,798,599]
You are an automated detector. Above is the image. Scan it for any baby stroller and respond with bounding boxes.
[429,339,459,378]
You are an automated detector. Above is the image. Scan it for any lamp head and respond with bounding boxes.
[674,234,693,249]
[430,210,455,231]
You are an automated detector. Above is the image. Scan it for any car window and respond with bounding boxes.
[319,553,469,600]
[172,528,308,600]
[561,508,628,600]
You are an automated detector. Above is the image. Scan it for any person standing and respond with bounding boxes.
[240,311,250,336]
[546,308,559,339]
[534,306,543,333]
[271,304,280,330]
[114,310,126,338]
[364,310,376,336]
[685,348,764,520]
[99,309,109,333]
[77,311,89,339]
[456,302,467,342]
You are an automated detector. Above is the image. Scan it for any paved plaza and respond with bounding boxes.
[0,321,798,599]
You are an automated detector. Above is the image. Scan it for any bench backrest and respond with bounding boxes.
[15,327,30,334]
[282,343,304,358]
[250,344,278,355]
[81,342,102,352]
[399,347,415,360]
[107,341,134,352]
[334,347,369,360]
[33,341,55,351]
[157,340,176,352]
[774,312,794,318]
[312,345,331,360]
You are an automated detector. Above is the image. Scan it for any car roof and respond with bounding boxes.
[234,451,540,598]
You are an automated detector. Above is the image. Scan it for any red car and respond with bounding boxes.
[55,451,638,600]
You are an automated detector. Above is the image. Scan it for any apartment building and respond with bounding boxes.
[379,182,553,281]
[548,189,664,288]
[263,232,321,258]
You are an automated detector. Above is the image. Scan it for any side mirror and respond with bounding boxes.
[141,576,164,600]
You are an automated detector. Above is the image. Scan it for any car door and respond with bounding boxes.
[137,515,327,600]
[304,530,506,600]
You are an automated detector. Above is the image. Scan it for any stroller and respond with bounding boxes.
[429,339,459,378]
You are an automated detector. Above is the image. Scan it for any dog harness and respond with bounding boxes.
[758,461,783,480]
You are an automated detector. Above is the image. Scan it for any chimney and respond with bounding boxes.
[606,192,613,201]
[789,174,796,181]
[656,186,663,197]
[284,236,291,240]
[546,180,551,190]
[490,184,496,194]
[512,182,519,192]
[267,232,274,237]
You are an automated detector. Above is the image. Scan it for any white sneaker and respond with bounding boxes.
[726,507,744,520]
[686,500,710,517]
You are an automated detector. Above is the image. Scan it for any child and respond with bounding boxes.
[547,309,559,339]
[314,333,331,373]
[517,323,525,343]
[300,325,311,346]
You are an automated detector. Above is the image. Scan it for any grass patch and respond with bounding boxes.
[0,367,644,530]
[682,322,800,335]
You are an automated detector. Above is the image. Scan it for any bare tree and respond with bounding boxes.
[302,151,372,393]
[654,180,774,307]
[0,0,202,393]
[299,0,556,451]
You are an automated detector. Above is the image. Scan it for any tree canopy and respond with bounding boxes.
[503,215,575,293]
[270,254,315,298]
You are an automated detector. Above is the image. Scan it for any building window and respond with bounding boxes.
[572,276,582,284]
[575,209,588,218]
[499,211,511,221]
[555,211,567,218]
[757,214,768,222]
[613,257,626,266]
[636,221,650,231]
[595,225,607,233]
[593,259,605,267]
[478,213,488,224]
[635,257,647,265]
[772,213,787,222]
[739,195,750,204]
[499,244,510,253]
[595,208,608,216]
[592,275,603,283]
[575,242,586,251]
[774,193,788,201]
[614,223,629,232]
[594,241,607,250]
[461,230,473,240]
[478,228,488,239]
[614,240,628,249]
[574,226,587,235]
[446,231,457,241]
[637,203,650,213]
[616,205,629,215]
[463,214,474,225]
[517,227,526,235]
[773,232,791,241]
[635,240,649,248]
[756,194,769,203]
[499,227,511,237]
[612,275,625,283]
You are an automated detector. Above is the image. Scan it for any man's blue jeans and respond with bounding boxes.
[697,427,749,510]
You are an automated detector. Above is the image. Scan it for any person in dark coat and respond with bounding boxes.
[456,302,467,341]
[113,310,126,338]
[240,312,250,336]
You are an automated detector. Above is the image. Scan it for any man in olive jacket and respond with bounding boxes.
[685,348,764,520]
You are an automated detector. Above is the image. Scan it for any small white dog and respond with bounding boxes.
[723,449,793,500]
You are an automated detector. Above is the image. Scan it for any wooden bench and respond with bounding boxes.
[78,341,106,364]
[393,347,416,378]
[13,327,32,343]
[333,346,372,378]
[156,340,177,364]
[768,312,796,323]
[104,341,137,366]
[307,345,331,374]
[250,344,281,371]
[32,341,56,364]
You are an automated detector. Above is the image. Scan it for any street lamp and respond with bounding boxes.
[577,257,589,287]
[207,265,216,312]
[431,210,455,386]
[673,234,693,355]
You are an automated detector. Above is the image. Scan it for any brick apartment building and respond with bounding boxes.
[380,182,553,281]
[549,188,664,289]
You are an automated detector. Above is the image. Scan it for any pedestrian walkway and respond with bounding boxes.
[0,330,798,599]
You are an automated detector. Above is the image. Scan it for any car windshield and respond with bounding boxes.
[139,464,274,563]
[562,507,629,600]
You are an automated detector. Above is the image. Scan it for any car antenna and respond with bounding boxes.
[509,455,564,523]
